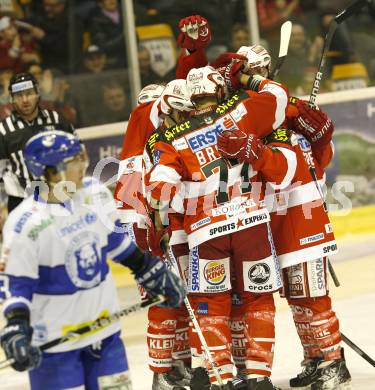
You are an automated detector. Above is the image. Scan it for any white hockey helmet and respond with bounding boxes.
[160,79,193,115]
[237,44,271,71]
[186,66,225,102]
[137,84,165,105]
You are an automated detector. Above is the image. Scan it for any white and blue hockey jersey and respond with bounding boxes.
[0,178,137,352]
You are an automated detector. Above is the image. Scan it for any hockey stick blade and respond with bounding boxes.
[0,295,163,370]
[335,0,368,24]
[341,333,375,367]
[270,20,292,79]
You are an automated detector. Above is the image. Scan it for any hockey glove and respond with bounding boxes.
[293,99,334,146]
[0,310,42,372]
[135,252,185,308]
[210,52,247,69]
[217,129,265,164]
[217,60,245,93]
[177,15,212,51]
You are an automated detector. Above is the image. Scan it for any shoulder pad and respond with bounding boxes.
[264,128,292,145]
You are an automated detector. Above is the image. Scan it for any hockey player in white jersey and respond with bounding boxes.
[0,130,185,390]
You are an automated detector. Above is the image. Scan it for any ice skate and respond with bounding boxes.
[152,371,189,390]
[189,367,211,390]
[210,381,234,389]
[289,358,323,388]
[245,376,281,389]
[171,360,193,386]
[311,350,351,390]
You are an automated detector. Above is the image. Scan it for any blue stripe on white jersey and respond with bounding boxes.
[106,220,137,262]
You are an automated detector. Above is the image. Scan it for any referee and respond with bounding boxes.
[0,72,75,213]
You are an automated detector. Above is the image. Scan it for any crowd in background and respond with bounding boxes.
[0,0,374,128]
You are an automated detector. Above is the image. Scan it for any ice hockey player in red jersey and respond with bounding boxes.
[114,83,165,250]
[143,79,195,390]
[148,66,296,389]
[216,44,351,390]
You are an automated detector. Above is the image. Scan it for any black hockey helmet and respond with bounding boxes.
[8,72,39,96]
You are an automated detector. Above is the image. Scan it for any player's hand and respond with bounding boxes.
[293,99,334,146]
[217,129,264,164]
[210,52,247,69]
[135,252,185,308]
[217,60,245,93]
[177,15,211,51]
[0,320,42,372]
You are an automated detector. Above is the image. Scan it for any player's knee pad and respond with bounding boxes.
[98,370,132,389]
[282,258,328,298]
[188,293,233,382]
[240,293,275,377]
[147,305,178,373]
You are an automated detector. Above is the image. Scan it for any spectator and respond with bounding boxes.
[278,21,320,95]
[30,0,83,74]
[92,81,130,125]
[257,0,302,56]
[0,68,14,118]
[316,9,357,73]
[0,16,40,73]
[81,44,108,74]
[228,24,250,52]
[88,0,127,69]
[101,81,130,123]
[138,45,169,87]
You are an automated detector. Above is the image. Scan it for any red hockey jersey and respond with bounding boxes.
[147,85,296,248]
[114,98,162,228]
[263,128,337,268]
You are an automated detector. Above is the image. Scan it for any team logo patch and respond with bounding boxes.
[65,231,101,288]
[204,261,226,285]
[248,263,271,285]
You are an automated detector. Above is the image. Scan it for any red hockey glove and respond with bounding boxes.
[217,129,264,164]
[177,15,211,51]
[293,99,334,146]
[217,60,245,93]
[210,52,247,69]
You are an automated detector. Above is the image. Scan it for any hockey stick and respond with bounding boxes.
[269,20,292,80]
[307,0,368,283]
[309,0,368,107]
[165,246,224,386]
[341,333,375,368]
[0,295,163,370]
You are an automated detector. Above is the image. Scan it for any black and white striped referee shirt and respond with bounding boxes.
[0,108,75,198]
